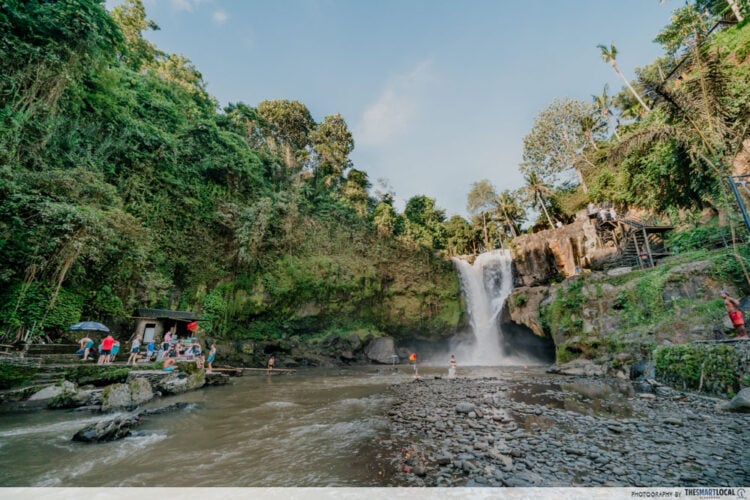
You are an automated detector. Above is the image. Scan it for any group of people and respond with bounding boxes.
[161,342,217,373]
[76,327,219,372]
[76,334,119,365]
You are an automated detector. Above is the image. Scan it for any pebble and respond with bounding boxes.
[383,374,748,487]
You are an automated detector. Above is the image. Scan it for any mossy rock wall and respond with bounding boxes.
[654,343,750,397]
[539,258,742,369]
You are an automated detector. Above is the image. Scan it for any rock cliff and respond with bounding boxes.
[511,214,618,287]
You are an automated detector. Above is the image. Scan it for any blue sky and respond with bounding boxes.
[106,0,677,218]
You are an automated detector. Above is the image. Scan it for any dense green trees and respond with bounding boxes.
[0,0,460,342]
[505,1,749,232]
[2,0,747,342]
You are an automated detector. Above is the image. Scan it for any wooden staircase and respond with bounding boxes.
[594,215,673,269]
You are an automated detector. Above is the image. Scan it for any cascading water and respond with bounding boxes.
[451,250,515,366]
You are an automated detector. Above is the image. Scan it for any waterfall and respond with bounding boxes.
[451,250,514,366]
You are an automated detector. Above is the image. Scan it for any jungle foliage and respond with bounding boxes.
[0,0,459,342]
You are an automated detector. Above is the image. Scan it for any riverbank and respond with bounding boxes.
[383,368,749,487]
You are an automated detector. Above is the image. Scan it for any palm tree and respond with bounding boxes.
[593,84,620,140]
[523,172,555,230]
[597,43,651,113]
[494,190,524,238]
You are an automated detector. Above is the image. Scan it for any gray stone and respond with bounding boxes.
[721,388,750,413]
[72,414,141,443]
[455,402,476,414]
[363,337,396,364]
[29,381,76,401]
[102,383,132,411]
[129,377,153,406]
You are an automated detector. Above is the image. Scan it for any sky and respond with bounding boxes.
[106,0,677,218]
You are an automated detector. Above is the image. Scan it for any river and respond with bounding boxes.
[0,367,411,487]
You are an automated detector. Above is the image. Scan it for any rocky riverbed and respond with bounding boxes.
[381,369,749,487]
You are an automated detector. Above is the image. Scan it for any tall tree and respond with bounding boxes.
[110,0,159,69]
[597,43,652,112]
[443,215,476,256]
[593,84,621,140]
[310,114,354,188]
[466,179,498,251]
[494,189,525,239]
[521,98,603,193]
[523,172,555,230]
[256,100,316,170]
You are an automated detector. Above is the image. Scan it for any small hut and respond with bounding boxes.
[132,308,199,344]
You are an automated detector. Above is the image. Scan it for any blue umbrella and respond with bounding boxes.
[68,321,110,332]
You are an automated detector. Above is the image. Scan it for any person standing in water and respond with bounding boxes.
[206,343,217,373]
[448,354,457,378]
[267,354,275,374]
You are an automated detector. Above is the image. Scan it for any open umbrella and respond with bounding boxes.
[68,321,110,332]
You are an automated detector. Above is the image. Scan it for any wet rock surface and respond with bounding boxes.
[383,372,749,486]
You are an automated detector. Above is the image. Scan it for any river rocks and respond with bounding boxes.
[129,377,154,406]
[102,378,154,411]
[721,387,750,413]
[28,381,76,402]
[454,402,475,414]
[102,383,133,411]
[205,372,230,386]
[383,371,749,487]
[127,368,205,395]
[547,359,606,377]
[72,414,141,443]
[364,337,396,364]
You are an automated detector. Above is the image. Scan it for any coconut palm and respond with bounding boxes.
[593,84,621,140]
[494,190,524,239]
[522,171,555,230]
[597,43,651,113]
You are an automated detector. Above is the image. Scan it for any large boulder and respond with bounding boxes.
[364,337,396,364]
[101,383,133,411]
[127,365,205,395]
[129,377,154,406]
[29,381,76,402]
[547,359,606,377]
[72,414,141,443]
[721,388,750,413]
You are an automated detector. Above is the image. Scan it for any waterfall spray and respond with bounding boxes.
[451,250,515,366]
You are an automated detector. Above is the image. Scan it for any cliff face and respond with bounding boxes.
[511,215,617,287]
[505,257,746,378]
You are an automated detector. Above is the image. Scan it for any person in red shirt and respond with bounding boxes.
[98,334,116,365]
[721,290,747,339]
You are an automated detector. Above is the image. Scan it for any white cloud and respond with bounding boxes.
[356,59,435,146]
[212,10,228,24]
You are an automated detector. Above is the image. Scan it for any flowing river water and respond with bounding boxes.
[2,365,747,487]
[0,367,408,487]
[0,365,588,487]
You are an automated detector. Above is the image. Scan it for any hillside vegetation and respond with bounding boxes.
[1,0,748,347]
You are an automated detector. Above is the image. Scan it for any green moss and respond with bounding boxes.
[513,294,528,308]
[63,365,131,386]
[0,364,39,390]
[654,344,741,396]
[542,278,586,337]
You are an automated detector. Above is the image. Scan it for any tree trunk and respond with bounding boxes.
[575,167,589,193]
[537,193,555,229]
[481,213,490,251]
[612,62,651,112]
[727,0,744,22]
